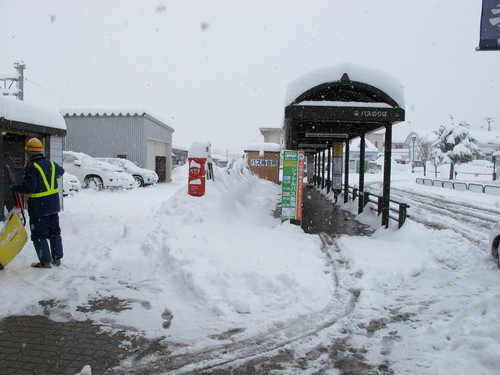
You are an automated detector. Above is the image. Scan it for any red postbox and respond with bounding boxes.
[188,157,206,196]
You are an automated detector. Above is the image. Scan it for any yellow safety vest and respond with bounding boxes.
[28,161,59,198]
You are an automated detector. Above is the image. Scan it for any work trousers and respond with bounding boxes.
[30,214,63,263]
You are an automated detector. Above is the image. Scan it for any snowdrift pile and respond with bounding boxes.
[0,160,333,348]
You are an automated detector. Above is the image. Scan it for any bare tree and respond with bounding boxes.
[430,148,446,178]
[416,136,433,176]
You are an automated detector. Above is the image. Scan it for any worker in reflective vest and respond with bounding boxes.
[10,138,65,268]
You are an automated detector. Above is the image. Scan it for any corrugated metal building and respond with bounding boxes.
[0,96,67,220]
[61,108,175,182]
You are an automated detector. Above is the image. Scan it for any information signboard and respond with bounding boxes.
[333,142,343,191]
[281,150,305,220]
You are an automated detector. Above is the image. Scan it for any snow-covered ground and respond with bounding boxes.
[1,159,500,374]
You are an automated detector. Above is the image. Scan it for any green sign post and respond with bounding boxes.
[281,150,305,220]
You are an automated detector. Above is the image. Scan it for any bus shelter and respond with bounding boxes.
[283,64,405,227]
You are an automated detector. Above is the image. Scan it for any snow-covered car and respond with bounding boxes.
[63,151,135,190]
[489,221,500,268]
[62,172,81,196]
[95,158,158,187]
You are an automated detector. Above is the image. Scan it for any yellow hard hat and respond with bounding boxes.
[25,138,44,153]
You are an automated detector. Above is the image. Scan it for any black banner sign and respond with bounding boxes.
[478,0,500,50]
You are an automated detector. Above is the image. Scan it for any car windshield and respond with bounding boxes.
[81,156,99,165]
[122,160,137,168]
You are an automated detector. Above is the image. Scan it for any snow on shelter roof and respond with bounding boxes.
[0,96,66,130]
[284,63,405,109]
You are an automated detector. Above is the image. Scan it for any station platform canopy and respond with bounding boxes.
[284,63,405,153]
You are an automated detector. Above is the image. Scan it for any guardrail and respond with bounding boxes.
[312,175,410,228]
[348,186,409,229]
[416,178,500,195]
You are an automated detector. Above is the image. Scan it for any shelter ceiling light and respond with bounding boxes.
[304,133,348,138]
[298,143,328,148]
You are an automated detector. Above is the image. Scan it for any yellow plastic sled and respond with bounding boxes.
[0,211,28,270]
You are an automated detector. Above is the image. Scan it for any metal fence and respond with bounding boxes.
[416,178,500,195]
[349,186,410,229]
[314,176,410,228]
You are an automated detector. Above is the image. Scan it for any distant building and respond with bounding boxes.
[0,96,66,219]
[61,108,174,182]
[172,145,189,167]
[244,143,281,184]
[470,130,500,160]
[366,125,411,164]
[349,137,379,172]
[211,152,231,168]
[260,127,284,146]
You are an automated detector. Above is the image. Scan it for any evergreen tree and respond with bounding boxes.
[432,121,483,180]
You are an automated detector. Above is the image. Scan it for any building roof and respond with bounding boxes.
[0,96,66,131]
[244,143,281,153]
[60,106,175,133]
[61,107,150,117]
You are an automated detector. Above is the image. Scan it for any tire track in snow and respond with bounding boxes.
[120,234,359,375]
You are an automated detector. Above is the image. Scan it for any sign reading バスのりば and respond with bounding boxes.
[478,0,500,50]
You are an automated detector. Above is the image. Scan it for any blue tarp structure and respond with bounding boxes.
[478,0,500,50]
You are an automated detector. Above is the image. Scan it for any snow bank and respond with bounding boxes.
[0,160,333,349]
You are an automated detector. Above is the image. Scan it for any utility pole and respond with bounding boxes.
[14,61,25,100]
[485,117,493,131]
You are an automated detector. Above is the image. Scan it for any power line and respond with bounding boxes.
[24,78,78,105]
[471,116,500,130]
[228,133,263,153]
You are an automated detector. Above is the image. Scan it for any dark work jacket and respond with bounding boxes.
[11,154,65,218]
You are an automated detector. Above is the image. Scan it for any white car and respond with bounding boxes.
[489,221,500,268]
[63,151,135,190]
[62,172,81,196]
[96,158,158,187]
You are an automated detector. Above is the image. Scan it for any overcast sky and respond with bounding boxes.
[2,0,499,152]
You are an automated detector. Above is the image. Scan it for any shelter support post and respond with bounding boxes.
[382,124,392,228]
[326,144,331,194]
[316,152,319,188]
[321,150,325,189]
[318,152,322,187]
[315,152,319,188]
[358,134,366,214]
[344,141,349,203]
[313,153,317,186]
